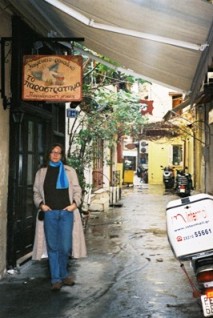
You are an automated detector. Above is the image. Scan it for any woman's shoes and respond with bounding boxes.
[51,277,75,291]
[63,276,75,286]
[51,281,63,291]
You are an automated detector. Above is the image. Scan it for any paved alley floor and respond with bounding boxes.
[0,184,203,318]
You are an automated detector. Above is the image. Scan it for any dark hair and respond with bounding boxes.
[43,143,66,166]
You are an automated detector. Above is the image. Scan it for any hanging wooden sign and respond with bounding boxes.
[22,55,82,102]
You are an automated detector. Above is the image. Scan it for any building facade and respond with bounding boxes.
[1,16,67,274]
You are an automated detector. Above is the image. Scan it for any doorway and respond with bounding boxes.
[7,114,48,267]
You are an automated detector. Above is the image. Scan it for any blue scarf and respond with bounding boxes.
[49,160,69,189]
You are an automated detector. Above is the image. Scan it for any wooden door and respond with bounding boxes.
[92,139,104,189]
[7,114,47,267]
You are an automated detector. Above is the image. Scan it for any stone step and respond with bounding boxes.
[92,189,109,200]
[89,198,109,212]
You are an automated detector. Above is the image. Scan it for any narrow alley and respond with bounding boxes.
[0,184,202,318]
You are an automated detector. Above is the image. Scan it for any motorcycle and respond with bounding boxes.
[166,193,213,317]
[175,166,193,197]
[161,165,175,190]
[142,168,148,184]
[137,166,148,184]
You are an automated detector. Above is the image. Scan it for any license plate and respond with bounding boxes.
[201,295,213,317]
[180,188,185,193]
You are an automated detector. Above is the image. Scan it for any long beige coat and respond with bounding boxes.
[32,165,87,260]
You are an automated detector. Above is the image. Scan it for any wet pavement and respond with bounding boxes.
[0,184,204,318]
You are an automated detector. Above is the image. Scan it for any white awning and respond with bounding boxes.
[1,0,213,103]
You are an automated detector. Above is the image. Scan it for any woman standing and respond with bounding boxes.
[33,143,86,291]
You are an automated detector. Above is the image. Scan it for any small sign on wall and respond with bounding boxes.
[22,55,82,102]
[67,108,79,118]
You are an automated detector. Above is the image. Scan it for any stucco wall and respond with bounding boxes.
[0,14,11,277]
[148,137,184,185]
[202,103,213,194]
[148,140,170,184]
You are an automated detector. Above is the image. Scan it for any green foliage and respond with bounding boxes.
[67,54,149,190]
[66,155,87,192]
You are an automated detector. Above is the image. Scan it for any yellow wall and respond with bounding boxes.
[116,163,123,186]
[184,135,195,187]
[193,112,206,192]
[148,137,184,184]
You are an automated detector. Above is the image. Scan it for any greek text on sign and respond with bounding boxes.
[171,208,208,226]
[22,55,82,102]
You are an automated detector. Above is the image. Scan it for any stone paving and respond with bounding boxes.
[0,183,203,318]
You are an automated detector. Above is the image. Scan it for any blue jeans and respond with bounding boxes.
[44,210,74,284]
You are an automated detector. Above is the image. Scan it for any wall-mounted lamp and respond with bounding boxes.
[32,41,43,54]
[12,110,24,124]
[3,96,12,110]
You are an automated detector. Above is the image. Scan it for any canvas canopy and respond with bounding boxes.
[0,0,213,103]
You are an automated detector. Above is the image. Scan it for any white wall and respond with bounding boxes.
[138,82,175,121]
[0,14,11,277]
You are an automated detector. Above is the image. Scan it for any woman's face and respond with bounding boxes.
[49,146,62,163]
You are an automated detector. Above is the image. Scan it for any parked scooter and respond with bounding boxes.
[166,193,213,317]
[137,165,148,184]
[161,165,175,190]
[175,166,193,197]
[142,168,148,183]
